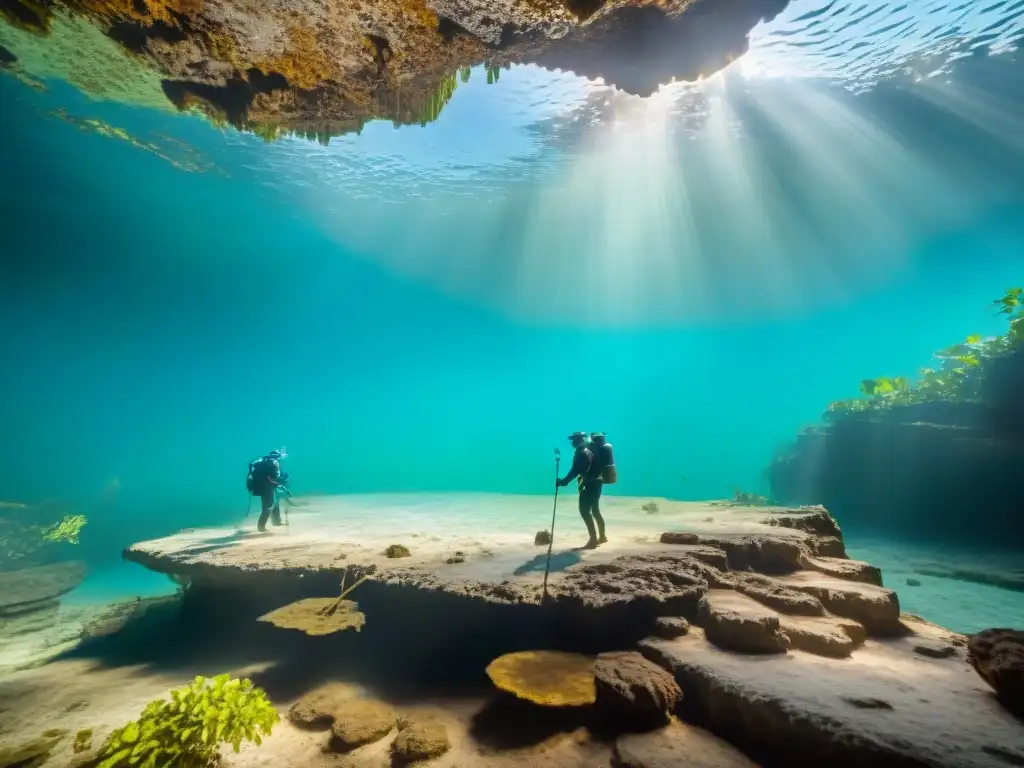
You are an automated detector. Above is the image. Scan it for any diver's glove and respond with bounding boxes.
[555,478,569,488]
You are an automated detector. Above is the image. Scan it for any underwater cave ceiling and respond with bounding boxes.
[0,0,789,138]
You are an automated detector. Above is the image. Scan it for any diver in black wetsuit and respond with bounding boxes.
[247,449,287,532]
[556,432,608,549]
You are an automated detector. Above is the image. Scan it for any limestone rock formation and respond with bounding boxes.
[386,544,411,558]
[0,0,791,142]
[697,591,790,654]
[651,616,689,639]
[593,651,682,730]
[968,628,1024,715]
[0,561,86,617]
[641,615,1021,767]
[768,346,1024,550]
[392,715,451,764]
[612,721,759,768]
[288,682,360,729]
[328,699,398,750]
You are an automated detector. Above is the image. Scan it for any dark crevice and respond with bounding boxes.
[0,44,16,65]
[498,23,521,48]
[107,18,185,54]
[365,34,391,73]
[562,0,606,22]
[0,0,50,35]
[162,68,288,127]
[436,15,472,43]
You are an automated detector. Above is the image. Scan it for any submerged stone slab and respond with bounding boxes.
[122,496,841,606]
[613,721,759,768]
[0,562,87,616]
[640,619,1023,768]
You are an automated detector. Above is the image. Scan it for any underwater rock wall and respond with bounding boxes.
[0,0,788,139]
[768,347,1024,550]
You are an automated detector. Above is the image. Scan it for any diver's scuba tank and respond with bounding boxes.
[590,433,617,484]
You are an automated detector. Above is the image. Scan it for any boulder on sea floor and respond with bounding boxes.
[534,530,552,546]
[328,699,398,750]
[613,721,759,768]
[288,682,361,729]
[594,651,682,730]
[385,544,411,558]
[652,617,689,639]
[0,561,87,617]
[392,715,451,764]
[968,628,1024,714]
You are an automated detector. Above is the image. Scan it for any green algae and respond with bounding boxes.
[0,8,171,110]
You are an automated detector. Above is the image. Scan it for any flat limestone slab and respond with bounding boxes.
[122,494,816,594]
[640,620,1024,768]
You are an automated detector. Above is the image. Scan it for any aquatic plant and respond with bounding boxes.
[827,288,1023,418]
[95,674,278,768]
[0,501,87,567]
[41,513,87,544]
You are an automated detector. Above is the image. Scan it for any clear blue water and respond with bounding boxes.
[1,0,1023,631]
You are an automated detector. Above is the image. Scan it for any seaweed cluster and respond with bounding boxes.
[0,499,88,569]
[95,674,278,768]
[827,288,1023,418]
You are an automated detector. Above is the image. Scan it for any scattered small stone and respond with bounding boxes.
[842,696,893,710]
[445,555,465,564]
[641,502,659,514]
[535,530,551,546]
[702,517,715,523]
[333,553,348,560]
[392,715,450,764]
[385,544,411,558]
[906,578,921,587]
[914,641,957,659]
[652,617,690,639]
[660,532,699,545]
[329,699,398,750]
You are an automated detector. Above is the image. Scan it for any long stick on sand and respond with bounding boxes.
[541,448,561,603]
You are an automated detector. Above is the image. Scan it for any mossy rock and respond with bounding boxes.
[73,728,93,754]
[392,715,450,764]
[385,544,411,558]
[328,699,397,750]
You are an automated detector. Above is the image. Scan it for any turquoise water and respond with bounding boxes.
[1,0,1023,633]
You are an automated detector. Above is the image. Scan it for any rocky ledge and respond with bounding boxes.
[0,0,787,140]
[120,498,1024,766]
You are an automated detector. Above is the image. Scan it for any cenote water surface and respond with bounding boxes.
[1,0,1023,755]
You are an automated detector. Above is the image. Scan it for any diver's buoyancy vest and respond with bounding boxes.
[246,457,277,493]
[591,442,617,484]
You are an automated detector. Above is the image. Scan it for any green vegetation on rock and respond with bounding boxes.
[0,500,87,568]
[96,674,278,768]
[827,288,1023,418]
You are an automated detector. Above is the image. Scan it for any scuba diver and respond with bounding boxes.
[246,449,287,533]
[556,431,610,549]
